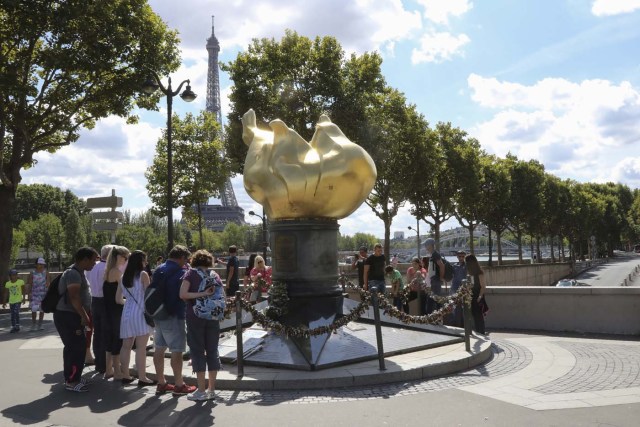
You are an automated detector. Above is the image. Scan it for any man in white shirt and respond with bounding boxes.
[85,244,114,374]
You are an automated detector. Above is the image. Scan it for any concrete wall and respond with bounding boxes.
[484,286,640,335]
[339,262,573,287]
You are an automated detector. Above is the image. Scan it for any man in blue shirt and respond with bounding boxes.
[152,245,196,397]
[225,245,240,297]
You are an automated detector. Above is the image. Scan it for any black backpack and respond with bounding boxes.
[144,264,180,320]
[433,253,455,282]
[41,269,69,313]
[441,258,455,282]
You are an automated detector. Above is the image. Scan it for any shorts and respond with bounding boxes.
[153,316,186,353]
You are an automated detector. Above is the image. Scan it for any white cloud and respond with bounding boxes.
[149,0,422,56]
[467,74,640,184]
[416,0,473,25]
[592,0,640,16]
[411,31,470,64]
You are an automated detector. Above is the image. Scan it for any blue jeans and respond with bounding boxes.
[10,303,20,328]
[368,280,386,295]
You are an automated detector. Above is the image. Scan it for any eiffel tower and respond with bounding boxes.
[194,16,245,231]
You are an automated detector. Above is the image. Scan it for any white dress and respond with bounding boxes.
[120,276,153,338]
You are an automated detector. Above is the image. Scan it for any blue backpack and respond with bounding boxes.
[193,269,226,321]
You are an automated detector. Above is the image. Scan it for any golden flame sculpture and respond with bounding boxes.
[242,109,377,220]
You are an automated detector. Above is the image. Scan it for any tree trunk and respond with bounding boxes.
[434,221,441,252]
[0,185,17,286]
[550,236,556,263]
[560,236,565,261]
[496,230,503,265]
[383,217,391,261]
[468,224,475,254]
[536,237,541,262]
[196,200,203,249]
[516,230,523,263]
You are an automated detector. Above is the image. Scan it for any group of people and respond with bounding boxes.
[46,244,229,401]
[352,239,487,334]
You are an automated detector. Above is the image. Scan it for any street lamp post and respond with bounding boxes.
[142,73,197,254]
[249,210,268,262]
[408,223,420,258]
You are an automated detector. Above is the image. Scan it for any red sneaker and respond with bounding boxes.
[172,383,197,396]
[155,383,175,395]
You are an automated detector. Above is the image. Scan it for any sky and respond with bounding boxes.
[22,0,640,239]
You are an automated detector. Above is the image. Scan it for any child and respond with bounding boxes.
[385,265,406,312]
[28,258,49,331]
[3,269,26,333]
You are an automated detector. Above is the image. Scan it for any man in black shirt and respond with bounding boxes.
[351,246,368,287]
[364,243,386,295]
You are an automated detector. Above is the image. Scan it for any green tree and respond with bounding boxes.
[220,223,247,253]
[10,228,24,265]
[146,111,230,248]
[0,0,181,281]
[362,88,432,259]
[18,219,38,262]
[504,155,546,262]
[478,156,511,264]
[410,123,460,250]
[64,210,85,259]
[33,213,64,268]
[432,123,484,254]
[221,30,386,172]
[13,184,87,227]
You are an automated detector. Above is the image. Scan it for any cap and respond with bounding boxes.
[359,246,368,251]
[9,269,18,275]
[456,250,467,255]
[36,257,46,265]
[423,238,436,247]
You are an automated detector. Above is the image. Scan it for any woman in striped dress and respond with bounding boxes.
[116,250,155,386]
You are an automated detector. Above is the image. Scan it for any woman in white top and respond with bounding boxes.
[116,250,155,386]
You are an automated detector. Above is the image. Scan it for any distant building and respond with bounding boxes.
[394,231,405,240]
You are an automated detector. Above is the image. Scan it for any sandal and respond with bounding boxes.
[137,379,158,387]
[121,377,136,385]
[65,382,89,393]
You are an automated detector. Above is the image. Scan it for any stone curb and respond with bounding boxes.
[146,335,492,391]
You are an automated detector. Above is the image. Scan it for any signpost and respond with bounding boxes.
[87,189,123,244]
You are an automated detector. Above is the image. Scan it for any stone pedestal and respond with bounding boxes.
[269,219,343,368]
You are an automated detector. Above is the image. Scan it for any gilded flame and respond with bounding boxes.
[241,109,377,220]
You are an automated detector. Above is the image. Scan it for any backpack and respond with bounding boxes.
[41,268,70,313]
[193,269,225,321]
[433,253,455,282]
[442,258,455,282]
[144,264,179,320]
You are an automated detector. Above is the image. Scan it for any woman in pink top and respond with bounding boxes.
[250,255,272,294]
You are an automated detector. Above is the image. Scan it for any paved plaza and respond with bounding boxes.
[1,307,640,426]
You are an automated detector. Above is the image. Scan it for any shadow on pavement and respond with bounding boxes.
[118,395,215,426]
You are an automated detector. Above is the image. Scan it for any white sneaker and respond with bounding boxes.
[30,324,37,332]
[206,390,216,400]
[186,389,209,401]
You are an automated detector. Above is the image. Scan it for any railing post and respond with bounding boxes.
[235,290,244,377]
[371,289,386,371]
[462,277,472,352]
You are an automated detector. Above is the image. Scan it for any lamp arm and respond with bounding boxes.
[171,79,191,97]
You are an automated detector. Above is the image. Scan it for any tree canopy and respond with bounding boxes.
[0,0,181,281]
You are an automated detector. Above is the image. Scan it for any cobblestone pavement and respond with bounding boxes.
[128,339,532,405]
[532,341,640,394]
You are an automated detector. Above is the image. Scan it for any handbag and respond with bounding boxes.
[124,283,155,327]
